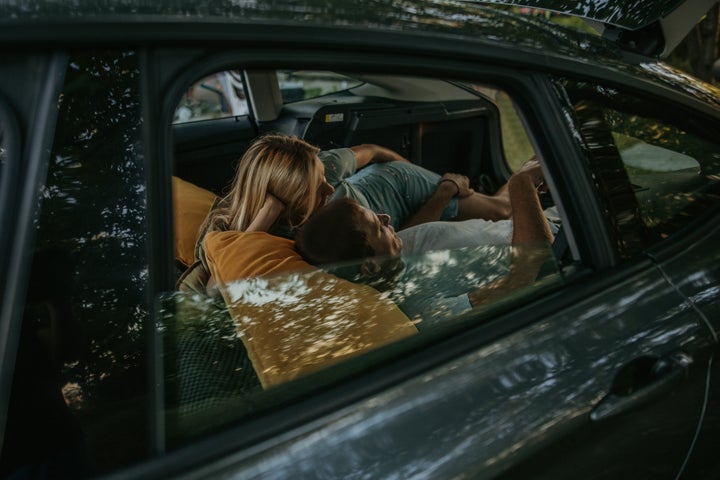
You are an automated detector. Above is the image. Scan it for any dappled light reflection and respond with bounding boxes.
[251,272,703,480]
[216,269,417,388]
[166,244,559,395]
[329,245,537,329]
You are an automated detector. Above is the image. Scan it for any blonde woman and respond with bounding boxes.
[186,134,334,291]
[200,134,335,237]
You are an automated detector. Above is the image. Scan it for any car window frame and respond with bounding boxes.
[149,44,607,458]
[0,93,21,455]
[0,92,20,285]
[557,76,720,261]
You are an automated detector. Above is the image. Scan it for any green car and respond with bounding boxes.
[1,0,719,478]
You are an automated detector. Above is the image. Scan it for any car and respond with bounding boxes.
[1,0,719,478]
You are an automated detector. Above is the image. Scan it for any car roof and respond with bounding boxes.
[3,0,719,109]
[471,0,688,30]
[468,0,719,57]
[0,1,625,63]
[1,0,714,59]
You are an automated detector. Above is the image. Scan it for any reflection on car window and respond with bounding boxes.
[277,70,363,103]
[165,73,561,449]
[163,244,560,445]
[565,81,720,244]
[174,70,248,123]
[7,50,150,476]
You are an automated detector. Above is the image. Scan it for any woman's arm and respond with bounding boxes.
[246,193,285,232]
[350,144,410,170]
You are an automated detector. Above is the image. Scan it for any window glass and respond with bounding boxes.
[470,85,535,172]
[166,74,562,445]
[164,244,560,445]
[174,70,248,123]
[565,81,720,243]
[6,51,149,477]
[277,70,363,103]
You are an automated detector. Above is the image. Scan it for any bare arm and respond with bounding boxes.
[245,194,285,232]
[400,173,473,229]
[467,169,553,307]
[350,144,410,170]
[507,173,553,245]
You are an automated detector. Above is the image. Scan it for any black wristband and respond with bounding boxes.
[438,178,461,197]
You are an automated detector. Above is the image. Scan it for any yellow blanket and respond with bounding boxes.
[205,231,417,388]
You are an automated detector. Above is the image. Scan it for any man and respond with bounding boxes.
[319,144,513,230]
[295,163,554,326]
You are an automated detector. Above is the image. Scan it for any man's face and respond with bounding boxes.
[355,205,403,257]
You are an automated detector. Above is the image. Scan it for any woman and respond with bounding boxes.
[200,134,334,237]
[185,134,333,292]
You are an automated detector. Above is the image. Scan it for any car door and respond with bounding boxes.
[558,77,720,478]
[115,52,716,479]
[492,75,720,479]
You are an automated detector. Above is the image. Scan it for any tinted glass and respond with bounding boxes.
[164,244,559,445]
[564,80,720,246]
[0,94,19,239]
[6,50,149,476]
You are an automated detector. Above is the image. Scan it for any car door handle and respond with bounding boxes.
[590,352,691,422]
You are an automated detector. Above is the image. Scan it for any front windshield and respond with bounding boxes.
[276,70,364,103]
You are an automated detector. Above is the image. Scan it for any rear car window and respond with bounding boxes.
[166,71,563,445]
[563,80,720,247]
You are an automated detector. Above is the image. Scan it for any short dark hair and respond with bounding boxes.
[295,197,374,265]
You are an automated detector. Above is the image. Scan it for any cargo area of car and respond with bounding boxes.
[172,72,508,198]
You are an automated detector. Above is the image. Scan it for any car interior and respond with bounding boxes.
[173,71,533,197]
[164,68,571,444]
[163,63,720,447]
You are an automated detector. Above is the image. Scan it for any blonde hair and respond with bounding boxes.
[203,134,322,233]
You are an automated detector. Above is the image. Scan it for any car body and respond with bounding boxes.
[1,1,719,478]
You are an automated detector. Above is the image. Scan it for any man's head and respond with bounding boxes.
[296,198,403,286]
